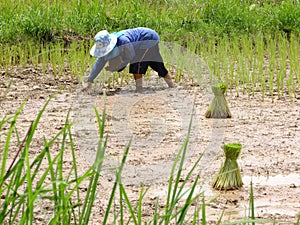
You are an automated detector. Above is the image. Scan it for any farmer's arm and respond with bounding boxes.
[87,57,106,83]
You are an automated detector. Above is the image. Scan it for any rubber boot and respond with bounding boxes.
[134,74,143,93]
[164,74,175,88]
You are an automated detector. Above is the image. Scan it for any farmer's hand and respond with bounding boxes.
[105,56,124,72]
[82,81,92,92]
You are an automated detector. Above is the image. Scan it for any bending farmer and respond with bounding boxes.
[83,27,175,92]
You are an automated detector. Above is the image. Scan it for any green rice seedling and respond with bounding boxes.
[250,38,259,98]
[288,34,299,99]
[289,35,300,90]
[48,43,58,77]
[277,34,288,99]
[70,40,93,79]
[104,110,204,224]
[70,41,79,77]
[205,83,232,118]
[214,45,223,82]
[0,98,52,224]
[77,40,89,78]
[102,139,132,224]
[190,201,201,225]
[240,36,254,97]
[219,39,229,85]
[201,196,206,225]
[108,106,205,225]
[0,45,3,67]
[199,36,218,82]
[16,43,25,68]
[266,36,276,102]
[212,143,243,190]
[79,100,107,225]
[286,42,296,100]
[48,43,60,76]
[234,46,248,96]
[221,180,276,224]
[9,45,17,66]
[0,102,25,192]
[249,181,255,225]
[31,42,40,67]
[56,42,65,76]
[40,43,49,76]
[255,35,266,101]
[120,69,132,88]
[0,94,108,224]
[65,43,74,76]
[107,76,113,90]
[163,110,204,225]
[229,36,241,96]
[97,92,132,224]
[286,73,295,101]
[228,58,235,94]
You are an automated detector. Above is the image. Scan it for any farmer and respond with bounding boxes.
[83,27,175,92]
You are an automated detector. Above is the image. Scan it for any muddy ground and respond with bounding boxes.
[0,66,299,224]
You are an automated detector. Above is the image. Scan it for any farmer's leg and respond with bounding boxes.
[163,73,175,88]
[148,61,175,88]
[145,44,175,88]
[133,74,143,92]
[129,61,148,92]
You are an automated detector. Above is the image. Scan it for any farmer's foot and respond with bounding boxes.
[135,86,143,93]
[164,74,175,88]
[134,74,144,93]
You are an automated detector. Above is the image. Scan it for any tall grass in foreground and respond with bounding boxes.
[0,95,107,224]
[1,95,298,224]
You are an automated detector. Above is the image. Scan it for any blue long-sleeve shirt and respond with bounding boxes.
[87,27,160,82]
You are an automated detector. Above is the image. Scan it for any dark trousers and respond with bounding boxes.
[129,44,168,77]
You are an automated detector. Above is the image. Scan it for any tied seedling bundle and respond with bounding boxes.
[213,143,243,190]
[205,83,232,118]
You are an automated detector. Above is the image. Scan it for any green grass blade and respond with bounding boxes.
[191,201,201,225]
[82,138,106,224]
[175,153,203,201]
[119,183,138,225]
[81,96,107,224]
[137,186,149,225]
[165,105,195,224]
[103,139,132,225]
[201,196,206,225]
[79,173,95,224]
[216,209,225,225]
[250,181,255,225]
[153,197,159,225]
[119,182,124,225]
[176,175,200,224]
[0,101,26,186]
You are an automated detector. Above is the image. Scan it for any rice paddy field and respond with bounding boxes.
[1,0,300,224]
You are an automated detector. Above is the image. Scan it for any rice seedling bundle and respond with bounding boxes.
[213,143,243,190]
[205,83,232,118]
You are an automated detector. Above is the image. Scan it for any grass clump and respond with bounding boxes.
[205,83,232,118]
[1,0,300,44]
[213,143,243,190]
[0,96,107,224]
